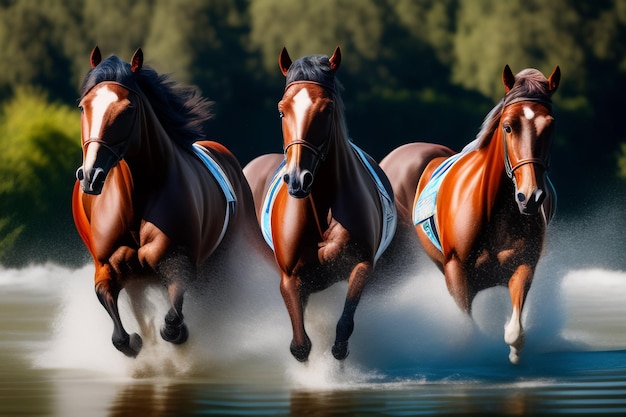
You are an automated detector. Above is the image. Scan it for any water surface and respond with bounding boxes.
[2,215,626,416]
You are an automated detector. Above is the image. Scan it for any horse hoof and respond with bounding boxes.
[332,341,349,360]
[161,322,189,345]
[114,333,143,357]
[509,347,521,365]
[290,341,311,362]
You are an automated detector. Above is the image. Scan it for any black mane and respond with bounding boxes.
[285,54,341,92]
[80,54,213,148]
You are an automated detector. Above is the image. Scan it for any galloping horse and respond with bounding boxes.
[73,47,263,357]
[381,65,560,363]
[243,47,397,361]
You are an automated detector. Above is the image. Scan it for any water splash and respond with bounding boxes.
[15,261,623,386]
[3,207,624,387]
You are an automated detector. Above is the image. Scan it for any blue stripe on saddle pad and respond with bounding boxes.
[350,143,397,262]
[191,143,237,251]
[260,142,397,263]
[260,159,286,251]
[413,152,464,253]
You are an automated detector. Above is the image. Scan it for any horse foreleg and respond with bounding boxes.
[504,264,533,364]
[94,264,143,357]
[333,261,372,360]
[280,272,311,362]
[156,251,193,345]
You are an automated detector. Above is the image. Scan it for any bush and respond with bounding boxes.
[0,86,85,266]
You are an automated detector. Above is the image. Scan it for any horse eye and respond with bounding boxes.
[78,105,84,113]
[503,125,512,134]
[278,111,284,118]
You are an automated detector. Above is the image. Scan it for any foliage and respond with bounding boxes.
[0,0,625,263]
[618,144,626,179]
[451,0,585,101]
[0,87,82,265]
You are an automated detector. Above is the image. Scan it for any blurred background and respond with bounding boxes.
[0,0,624,267]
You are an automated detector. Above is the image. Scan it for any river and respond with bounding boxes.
[1,214,626,416]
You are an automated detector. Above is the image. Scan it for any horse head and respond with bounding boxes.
[76,47,143,195]
[277,47,341,198]
[500,64,560,215]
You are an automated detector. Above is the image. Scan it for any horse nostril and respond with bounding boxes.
[517,192,526,203]
[91,168,106,188]
[300,170,313,191]
[533,189,546,205]
[283,173,290,184]
[76,166,85,181]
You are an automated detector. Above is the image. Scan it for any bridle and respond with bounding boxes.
[283,139,331,162]
[80,82,140,166]
[281,80,335,163]
[501,97,552,179]
[82,137,128,165]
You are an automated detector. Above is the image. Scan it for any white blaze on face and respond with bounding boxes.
[292,88,312,140]
[523,105,535,120]
[84,86,119,172]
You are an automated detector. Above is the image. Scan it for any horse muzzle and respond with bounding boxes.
[515,187,545,215]
[76,166,107,195]
[283,169,314,199]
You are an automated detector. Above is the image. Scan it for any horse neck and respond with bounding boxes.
[479,128,510,215]
[126,98,177,182]
[313,123,356,196]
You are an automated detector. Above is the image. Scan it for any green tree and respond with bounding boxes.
[0,87,82,265]
[582,1,626,181]
[390,0,457,65]
[249,0,384,75]
[451,0,584,101]
[0,0,80,101]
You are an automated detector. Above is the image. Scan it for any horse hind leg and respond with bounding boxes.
[443,255,472,313]
[95,264,143,357]
[156,251,194,345]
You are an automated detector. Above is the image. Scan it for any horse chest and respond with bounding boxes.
[317,216,352,263]
[132,170,226,264]
[472,209,545,273]
[317,196,379,263]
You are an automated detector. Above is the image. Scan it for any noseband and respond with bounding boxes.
[502,97,552,179]
[283,139,330,162]
[82,138,127,164]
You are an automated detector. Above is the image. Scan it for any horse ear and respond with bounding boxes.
[329,46,341,73]
[279,47,292,76]
[131,48,143,73]
[548,66,561,95]
[90,46,102,68]
[502,64,515,93]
